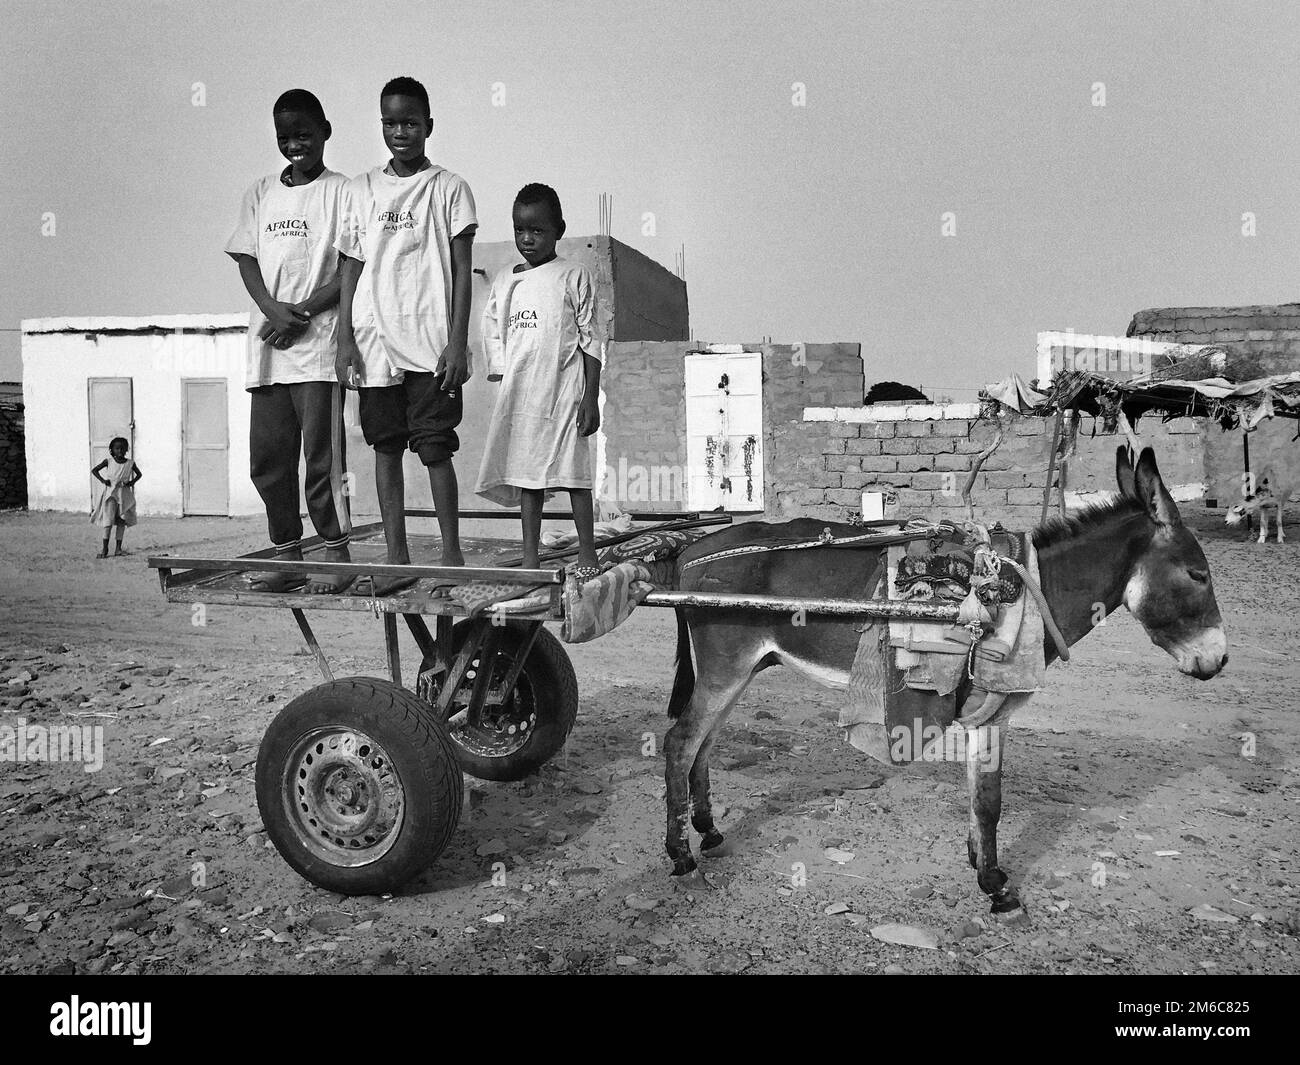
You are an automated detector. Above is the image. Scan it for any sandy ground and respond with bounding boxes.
[0,507,1297,975]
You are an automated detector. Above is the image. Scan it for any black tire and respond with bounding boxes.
[255,677,464,895]
[419,621,579,782]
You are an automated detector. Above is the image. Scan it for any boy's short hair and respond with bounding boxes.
[515,183,564,228]
[381,76,431,118]
[273,89,327,125]
[109,436,129,451]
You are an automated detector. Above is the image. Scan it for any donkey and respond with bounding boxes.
[664,447,1227,915]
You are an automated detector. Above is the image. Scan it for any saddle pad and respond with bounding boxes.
[840,622,958,766]
[448,580,548,618]
[596,527,710,569]
[561,561,655,644]
[970,535,1047,694]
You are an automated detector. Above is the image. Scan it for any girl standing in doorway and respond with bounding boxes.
[91,437,142,558]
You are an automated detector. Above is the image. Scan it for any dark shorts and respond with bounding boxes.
[358,372,462,466]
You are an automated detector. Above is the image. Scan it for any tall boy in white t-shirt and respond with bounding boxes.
[335,76,476,596]
[226,88,353,593]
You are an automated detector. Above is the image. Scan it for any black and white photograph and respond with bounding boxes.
[0,0,1295,1006]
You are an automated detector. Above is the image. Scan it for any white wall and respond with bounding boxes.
[22,315,258,516]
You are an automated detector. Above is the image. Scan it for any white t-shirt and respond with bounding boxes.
[225,168,350,389]
[335,163,477,382]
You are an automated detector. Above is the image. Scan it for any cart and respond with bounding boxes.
[149,510,963,895]
[148,510,727,894]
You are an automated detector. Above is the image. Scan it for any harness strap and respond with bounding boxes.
[681,528,932,572]
[999,557,1070,663]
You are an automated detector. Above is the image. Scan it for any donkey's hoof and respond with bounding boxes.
[667,847,697,878]
[700,829,728,854]
[992,898,1028,923]
[672,867,716,892]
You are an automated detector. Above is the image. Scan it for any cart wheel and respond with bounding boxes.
[420,621,578,782]
[255,677,463,895]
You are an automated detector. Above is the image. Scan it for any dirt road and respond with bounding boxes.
[0,509,1296,974]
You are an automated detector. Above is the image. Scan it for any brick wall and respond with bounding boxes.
[0,396,27,508]
[601,342,863,512]
[768,403,1204,529]
[758,343,864,424]
[602,340,691,508]
[1127,304,1300,504]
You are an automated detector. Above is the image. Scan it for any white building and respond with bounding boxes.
[22,313,257,516]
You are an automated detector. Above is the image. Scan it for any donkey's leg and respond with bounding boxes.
[664,653,755,876]
[1258,509,1269,544]
[1277,503,1285,543]
[691,723,727,852]
[965,723,1021,915]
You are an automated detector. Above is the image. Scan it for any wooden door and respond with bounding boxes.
[182,379,229,515]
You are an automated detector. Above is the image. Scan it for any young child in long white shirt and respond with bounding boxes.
[476,184,602,580]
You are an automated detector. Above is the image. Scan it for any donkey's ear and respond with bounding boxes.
[1133,447,1182,527]
[1115,446,1137,499]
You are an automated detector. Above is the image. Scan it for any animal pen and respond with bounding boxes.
[980,351,1300,525]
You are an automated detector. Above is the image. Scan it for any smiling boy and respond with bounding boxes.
[335,76,477,595]
[225,89,353,593]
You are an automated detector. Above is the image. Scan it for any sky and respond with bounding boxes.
[2,0,1299,397]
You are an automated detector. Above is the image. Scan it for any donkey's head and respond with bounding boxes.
[1117,447,1227,679]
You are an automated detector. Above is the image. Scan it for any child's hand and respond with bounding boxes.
[261,301,309,348]
[578,395,601,437]
[336,335,365,390]
[436,344,469,391]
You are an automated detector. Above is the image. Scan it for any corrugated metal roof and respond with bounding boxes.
[21,313,250,335]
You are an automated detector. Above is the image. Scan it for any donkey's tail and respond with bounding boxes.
[667,609,695,719]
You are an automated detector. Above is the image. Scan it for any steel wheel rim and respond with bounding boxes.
[453,651,537,758]
[284,726,404,867]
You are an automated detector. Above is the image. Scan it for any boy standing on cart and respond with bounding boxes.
[226,89,354,593]
[335,76,477,596]
[476,184,603,583]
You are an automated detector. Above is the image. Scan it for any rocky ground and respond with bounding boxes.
[0,508,1297,975]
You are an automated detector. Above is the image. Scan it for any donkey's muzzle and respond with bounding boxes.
[1174,629,1227,679]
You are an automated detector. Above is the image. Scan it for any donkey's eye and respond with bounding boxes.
[1188,568,1209,584]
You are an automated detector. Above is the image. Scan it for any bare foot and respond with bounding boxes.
[351,573,419,597]
[96,549,108,559]
[247,548,306,592]
[305,545,354,594]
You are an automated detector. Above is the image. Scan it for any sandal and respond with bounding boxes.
[566,564,603,586]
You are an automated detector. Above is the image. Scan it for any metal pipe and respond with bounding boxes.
[145,556,562,584]
[291,609,334,682]
[641,591,961,621]
[383,614,402,686]
[407,509,715,522]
